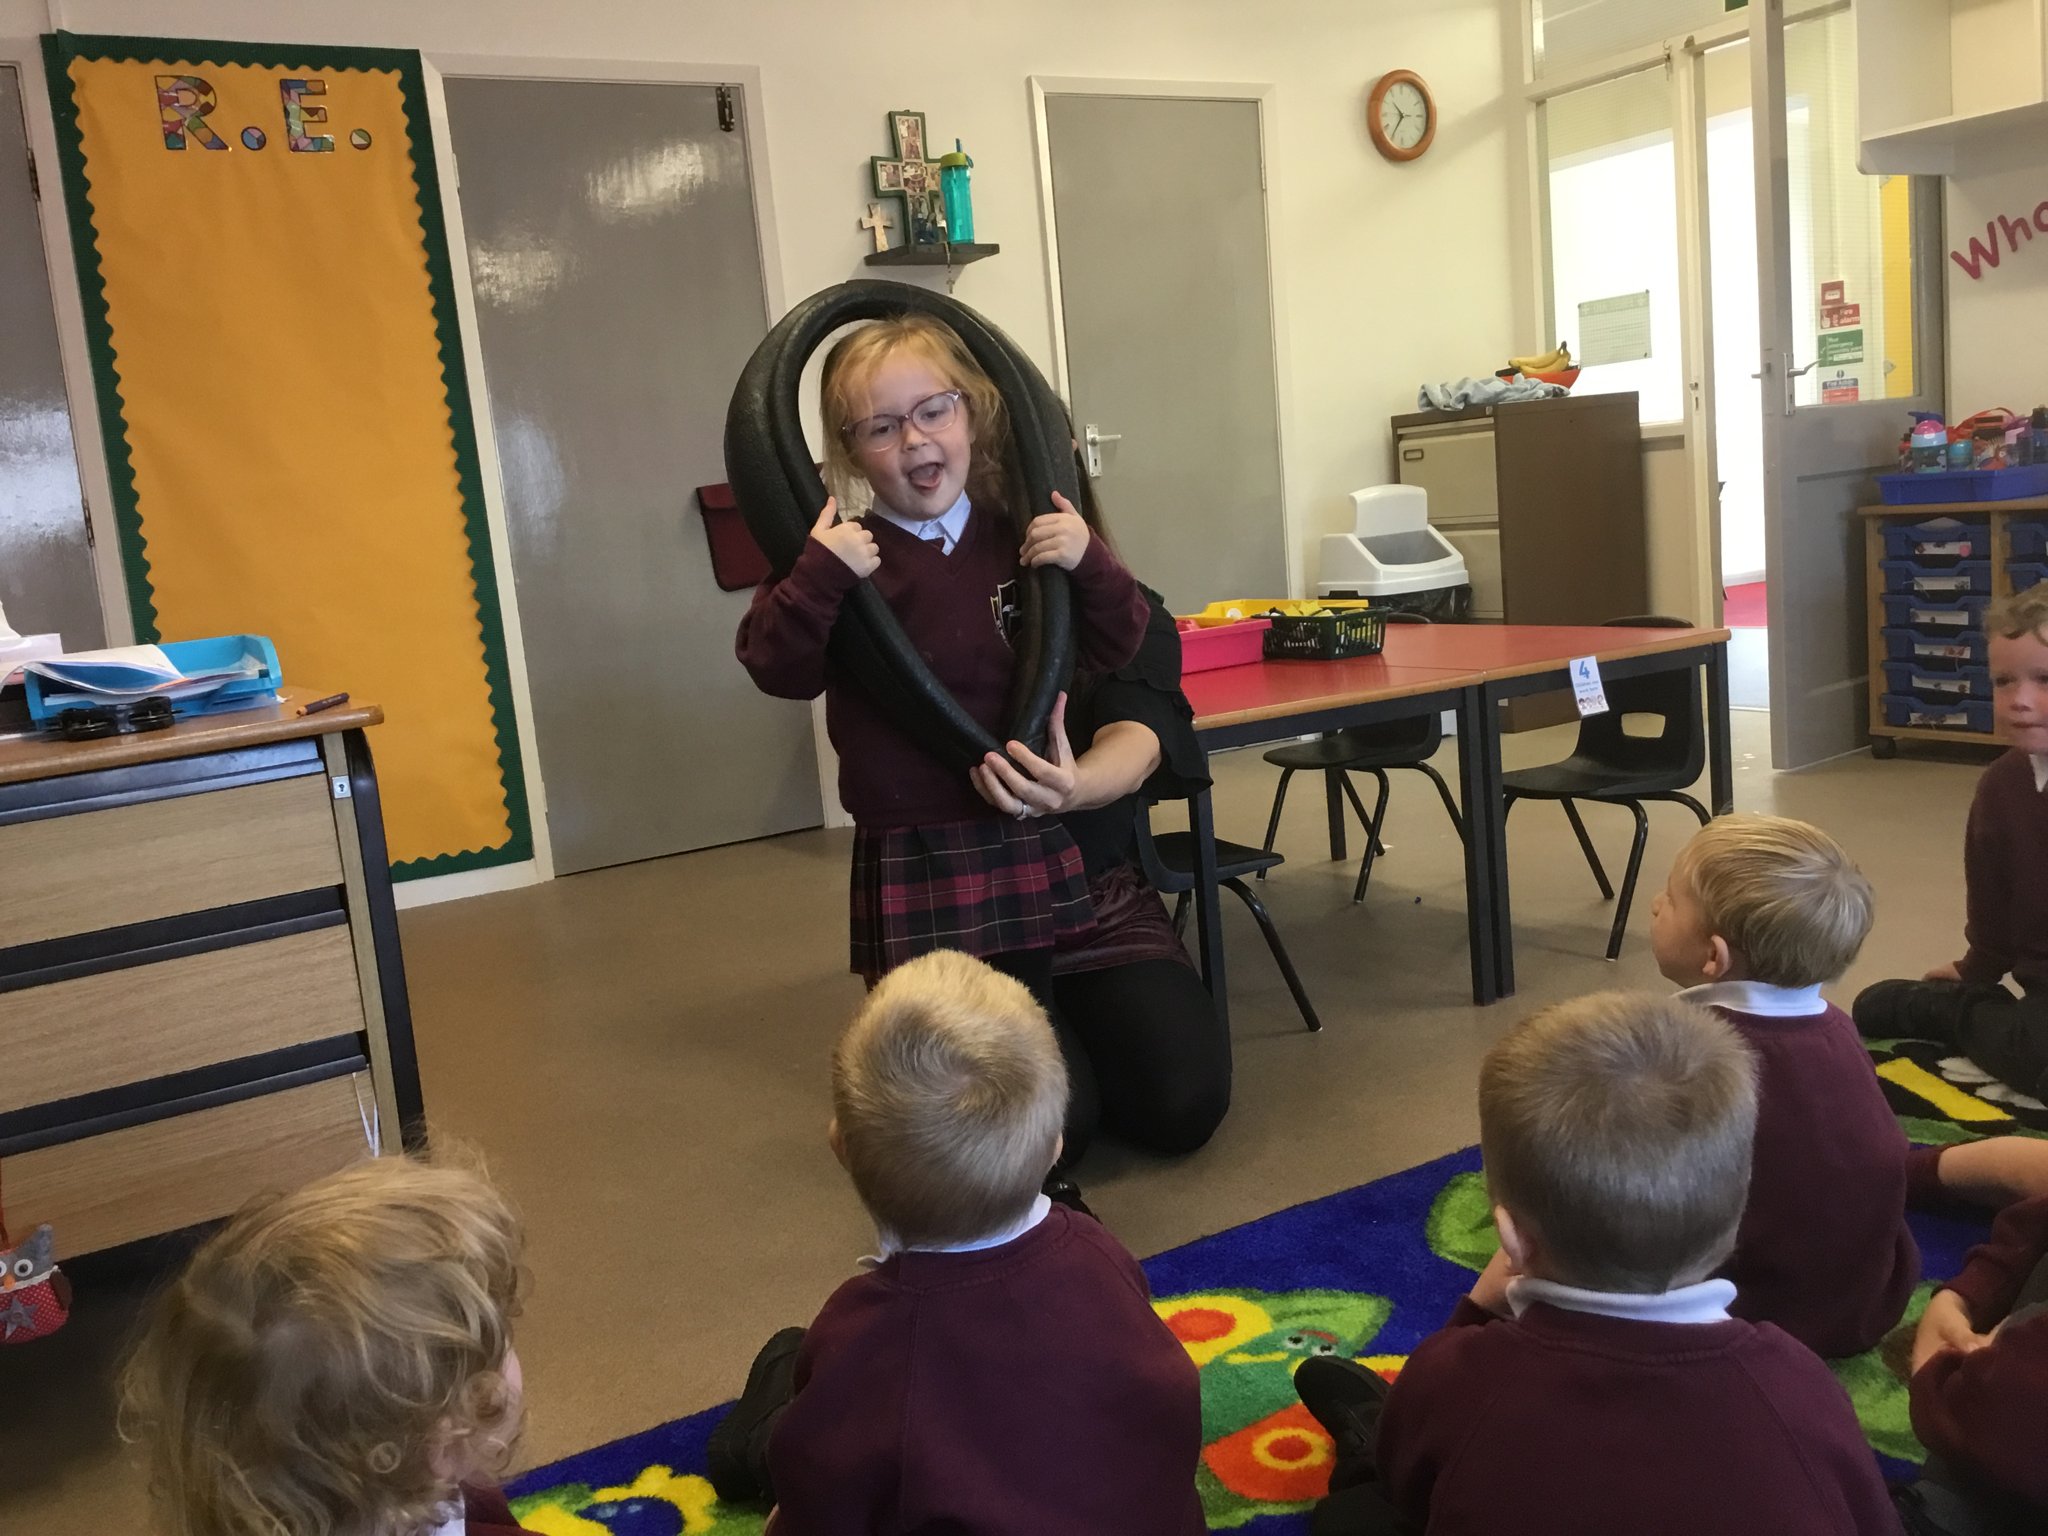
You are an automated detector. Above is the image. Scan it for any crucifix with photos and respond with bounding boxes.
[871,110,945,245]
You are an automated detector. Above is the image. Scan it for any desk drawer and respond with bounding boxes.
[0,924,365,1115]
[2,1074,373,1257]
[0,775,342,948]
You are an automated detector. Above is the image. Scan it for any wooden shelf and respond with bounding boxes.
[1870,723,2002,746]
[1859,497,2048,517]
[863,241,999,269]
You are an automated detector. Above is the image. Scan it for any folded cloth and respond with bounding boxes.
[1418,377,1568,411]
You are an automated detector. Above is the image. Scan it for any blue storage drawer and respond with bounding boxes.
[1882,516,1989,563]
[1881,626,1988,664]
[1881,693,1994,733]
[1879,558,1992,596]
[1879,593,1991,630]
[2010,520,2048,561]
[2012,560,2048,592]
[1881,660,1992,701]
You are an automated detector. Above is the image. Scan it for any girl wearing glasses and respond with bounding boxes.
[736,314,1149,1154]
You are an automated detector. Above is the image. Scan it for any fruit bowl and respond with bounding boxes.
[1526,367,1580,390]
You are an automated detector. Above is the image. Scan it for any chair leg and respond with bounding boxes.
[1324,770,1348,864]
[1606,802,1652,961]
[1258,768,1296,880]
[1223,876,1322,1032]
[1352,770,1394,903]
[1413,761,1465,841]
[1669,791,1711,827]
[1172,891,1191,938]
[1338,772,1389,858]
[1561,799,1615,901]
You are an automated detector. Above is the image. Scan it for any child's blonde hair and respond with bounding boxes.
[832,949,1067,1247]
[1986,583,2048,643]
[119,1155,526,1536]
[818,313,1013,512]
[1480,991,1759,1293]
[1674,814,1874,986]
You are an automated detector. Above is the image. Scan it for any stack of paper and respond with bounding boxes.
[24,645,261,707]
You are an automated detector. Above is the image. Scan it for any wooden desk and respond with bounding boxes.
[0,688,421,1256]
[1182,625,1731,1010]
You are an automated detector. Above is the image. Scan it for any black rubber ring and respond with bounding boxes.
[724,280,1078,770]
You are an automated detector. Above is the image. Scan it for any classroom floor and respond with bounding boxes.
[0,709,1999,1530]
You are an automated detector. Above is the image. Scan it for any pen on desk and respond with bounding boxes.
[297,692,349,717]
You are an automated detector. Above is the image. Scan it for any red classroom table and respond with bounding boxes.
[1179,625,1732,1012]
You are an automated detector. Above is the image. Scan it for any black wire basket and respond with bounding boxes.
[1261,607,1388,660]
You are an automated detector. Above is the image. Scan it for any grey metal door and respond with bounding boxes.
[0,67,103,651]
[444,78,822,874]
[1045,94,1288,611]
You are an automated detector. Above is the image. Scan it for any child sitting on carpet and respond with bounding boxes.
[706,949,1204,1535]
[1897,1193,2048,1534]
[1293,992,1897,1536]
[120,1155,534,1536]
[1855,583,2048,1105]
[1644,812,1923,1357]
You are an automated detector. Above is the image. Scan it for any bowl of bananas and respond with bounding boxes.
[1499,344,1579,390]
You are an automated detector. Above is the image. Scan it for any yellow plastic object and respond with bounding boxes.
[1180,598,1379,628]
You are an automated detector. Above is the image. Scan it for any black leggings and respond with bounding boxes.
[986,951,1232,1167]
[1957,986,2048,1102]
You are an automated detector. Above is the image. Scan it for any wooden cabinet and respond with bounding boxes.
[1393,392,1651,726]
[0,692,422,1255]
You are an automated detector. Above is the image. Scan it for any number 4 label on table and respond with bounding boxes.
[1571,656,1609,717]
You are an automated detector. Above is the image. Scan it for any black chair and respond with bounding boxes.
[1258,613,1465,903]
[1501,616,1711,960]
[1134,803,1322,1033]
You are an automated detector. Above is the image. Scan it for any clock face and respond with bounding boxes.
[1379,81,1430,151]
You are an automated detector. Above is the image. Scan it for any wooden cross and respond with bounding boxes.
[872,110,941,242]
[860,201,894,253]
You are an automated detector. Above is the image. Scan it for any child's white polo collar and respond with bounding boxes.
[872,492,971,554]
[862,1192,1052,1267]
[1507,1275,1737,1326]
[1680,979,1825,1017]
[2032,752,2047,792]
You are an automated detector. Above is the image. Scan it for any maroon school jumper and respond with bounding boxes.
[1912,1194,2048,1509]
[735,506,1147,974]
[462,1485,535,1535]
[1703,1000,1920,1357]
[1375,1298,1898,1535]
[766,1204,1205,1536]
[1956,750,2048,989]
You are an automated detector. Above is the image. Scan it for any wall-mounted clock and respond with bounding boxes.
[1368,70,1436,162]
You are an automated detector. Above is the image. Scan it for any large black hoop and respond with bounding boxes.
[724,280,1077,769]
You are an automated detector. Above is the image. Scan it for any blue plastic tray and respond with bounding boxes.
[1879,593,1991,631]
[1879,464,2048,504]
[1882,516,1988,563]
[2012,561,2048,593]
[1879,558,1992,596]
[1881,693,1994,733]
[1881,660,1991,702]
[1881,626,1988,665]
[2010,520,2048,561]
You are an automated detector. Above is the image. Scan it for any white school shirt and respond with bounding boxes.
[863,1192,1053,1268]
[873,492,971,555]
[2033,753,2047,792]
[1506,1274,1737,1325]
[425,1507,465,1536]
[1679,978,1826,1017]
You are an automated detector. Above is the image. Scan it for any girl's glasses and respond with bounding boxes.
[843,390,963,450]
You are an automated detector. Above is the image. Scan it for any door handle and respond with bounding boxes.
[1082,423,1122,478]
[1748,360,1818,378]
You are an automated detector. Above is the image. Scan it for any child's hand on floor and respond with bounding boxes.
[810,498,880,577]
[1923,961,1964,982]
[1912,1288,1991,1374]
[1020,493,1092,570]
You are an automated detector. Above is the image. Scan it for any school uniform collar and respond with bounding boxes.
[1680,979,1826,1017]
[2032,753,2047,792]
[1507,1274,1737,1326]
[425,1503,465,1536]
[872,492,971,554]
[863,1192,1052,1267]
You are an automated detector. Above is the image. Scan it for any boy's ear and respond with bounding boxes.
[1494,1205,1535,1274]
[827,1118,849,1170]
[1703,932,1736,981]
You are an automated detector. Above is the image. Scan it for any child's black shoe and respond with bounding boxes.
[706,1325,806,1503]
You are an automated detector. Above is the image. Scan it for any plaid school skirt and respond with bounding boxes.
[849,815,1097,982]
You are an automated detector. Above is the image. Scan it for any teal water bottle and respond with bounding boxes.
[939,139,975,244]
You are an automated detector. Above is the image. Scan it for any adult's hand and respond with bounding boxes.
[809,497,879,578]
[971,694,1079,819]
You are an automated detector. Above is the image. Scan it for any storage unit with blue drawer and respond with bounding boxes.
[1860,497,2048,758]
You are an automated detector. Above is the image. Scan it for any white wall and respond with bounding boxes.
[11,0,1531,577]
[1946,163,2048,416]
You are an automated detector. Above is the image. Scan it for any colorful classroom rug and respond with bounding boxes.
[506,1040,2024,1536]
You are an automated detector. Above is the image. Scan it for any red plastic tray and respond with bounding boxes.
[1178,617,1271,674]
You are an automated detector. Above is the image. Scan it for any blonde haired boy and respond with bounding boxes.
[711,950,1203,1536]
[1648,813,1921,1357]
[1295,994,1896,1535]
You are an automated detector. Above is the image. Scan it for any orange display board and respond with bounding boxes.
[44,33,528,876]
